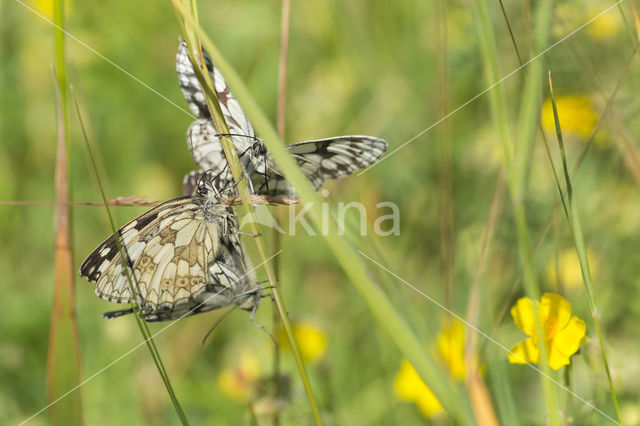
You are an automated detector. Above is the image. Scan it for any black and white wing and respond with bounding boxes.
[183,120,235,195]
[80,197,214,311]
[80,194,259,322]
[176,40,255,138]
[177,41,255,158]
[252,136,388,197]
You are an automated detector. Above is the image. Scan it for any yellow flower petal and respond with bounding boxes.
[541,96,599,140]
[510,297,537,336]
[540,293,572,340]
[509,293,588,369]
[294,322,328,364]
[437,319,466,380]
[545,249,599,290]
[548,316,587,370]
[217,370,248,401]
[34,0,73,20]
[508,338,539,365]
[394,359,421,400]
[586,11,620,39]
[415,388,444,419]
[393,360,443,418]
[217,352,260,401]
[279,321,328,364]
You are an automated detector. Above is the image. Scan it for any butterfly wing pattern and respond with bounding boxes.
[80,184,258,321]
[176,41,388,198]
[177,41,256,195]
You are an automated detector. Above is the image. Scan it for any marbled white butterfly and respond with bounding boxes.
[80,180,260,322]
[176,40,388,198]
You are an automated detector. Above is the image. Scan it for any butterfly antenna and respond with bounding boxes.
[201,306,236,345]
[196,168,220,196]
[199,166,232,198]
[212,168,246,199]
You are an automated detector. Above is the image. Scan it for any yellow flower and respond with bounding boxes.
[393,359,444,418]
[217,352,260,401]
[393,318,473,418]
[509,293,587,370]
[541,95,599,140]
[279,321,328,364]
[545,249,599,290]
[586,10,620,39]
[436,319,467,380]
[34,0,73,20]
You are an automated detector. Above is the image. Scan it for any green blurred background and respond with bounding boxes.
[1,0,640,424]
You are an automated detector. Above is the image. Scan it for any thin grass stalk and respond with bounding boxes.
[436,2,496,423]
[619,2,639,50]
[435,0,454,307]
[470,5,526,423]
[464,172,505,426]
[472,0,558,422]
[174,4,324,424]
[547,75,622,423]
[72,92,190,425]
[272,1,291,424]
[172,5,475,424]
[47,3,83,418]
[498,0,570,221]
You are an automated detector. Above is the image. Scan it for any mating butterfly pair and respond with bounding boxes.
[80,40,387,321]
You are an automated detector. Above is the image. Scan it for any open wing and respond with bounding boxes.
[253,136,388,196]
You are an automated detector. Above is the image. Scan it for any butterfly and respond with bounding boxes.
[176,40,388,198]
[80,179,260,322]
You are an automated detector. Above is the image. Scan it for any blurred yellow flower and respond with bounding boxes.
[587,10,620,39]
[393,318,473,418]
[393,359,444,418]
[541,95,599,140]
[545,249,599,290]
[436,319,467,380]
[279,321,328,364]
[509,293,587,370]
[217,352,260,401]
[34,0,72,20]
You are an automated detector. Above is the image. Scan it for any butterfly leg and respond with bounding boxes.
[255,278,279,285]
[234,230,262,238]
[102,307,134,319]
[255,169,270,193]
[248,298,277,347]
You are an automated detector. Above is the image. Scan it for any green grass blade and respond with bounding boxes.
[47,1,83,424]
